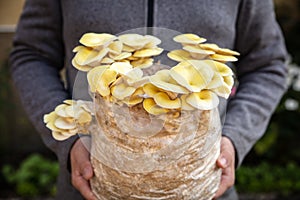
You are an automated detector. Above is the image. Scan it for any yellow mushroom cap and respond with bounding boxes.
[74,47,109,66]
[149,70,189,94]
[122,44,136,52]
[211,84,232,99]
[144,35,162,48]
[183,45,215,59]
[118,34,149,49]
[170,60,214,92]
[217,47,240,56]
[180,94,195,111]
[173,33,207,45]
[122,87,144,106]
[131,58,154,69]
[54,117,76,130]
[71,59,92,72]
[87,65,110,93]
[143,83,162,97]
[133,47,164,58]
[54,104,69,118]
[186,90,219,110]
[167,49,193,62]
[205,73,224,89]
[110,62,133,75]
[153,92,181,109]
[111,83,136,100]
[210,54,238,63]
[198,43,220,52]
[111,52,132,60]
[108,40,123,55]
[96,69,118,96]
[79,33,116,48]
[202,60,234,76]
[143,98,169,115]
[52,131,73,141]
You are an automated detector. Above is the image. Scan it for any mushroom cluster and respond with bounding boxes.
[44,33,239,139]
[73,33,239,115]
[43,100,93,140]
[72,33,163,72]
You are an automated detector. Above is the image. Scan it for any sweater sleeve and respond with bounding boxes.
[9,0,78,168]
[222,0,288,167]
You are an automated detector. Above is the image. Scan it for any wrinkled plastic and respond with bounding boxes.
[88,94,222,200]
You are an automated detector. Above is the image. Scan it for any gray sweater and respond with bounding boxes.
[10,0,287,199]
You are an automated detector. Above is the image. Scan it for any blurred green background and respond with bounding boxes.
[0,0,300,199]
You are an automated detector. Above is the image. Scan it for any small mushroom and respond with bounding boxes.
[108,41,123,55]
[186,90,219,110]
[96,69,118,96]
[122,87,144,106]
[122,44,136,52]
[211,84,232,99]
[111,83,136,100]
[144,35,162,48]
[149,70,189,94]
[72,59,92,72]
[167,50,193,62]
[153,92,181,109]
[205,73,224,89]
[133,47,163,58]
[54,117,77,130]
[87,65,110,93]
[131,58,154,69]
[170,61,214,92]
[79,33,116,48]
[54,104,69,118]
[110,62,133,75]
[202,60,234,76]
[74,47,109,66]
[101,57,114,64]
[173,33,207,45]
[143,98,169,115]
[52,131,72,141]
[198,43,220,52]
[217,48,240,56]
[180,94,195,111]
[118,34,149,49]
[210,54,238,63]
[143,83,162,98]
[183,45,215,59]
[111,52,132,61]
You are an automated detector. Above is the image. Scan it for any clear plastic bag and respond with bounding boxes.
[89,94,222,200]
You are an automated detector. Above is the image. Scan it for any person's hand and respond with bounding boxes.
[214,136,236,199]
[70,137,97,200]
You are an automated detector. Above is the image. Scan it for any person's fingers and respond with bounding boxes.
[214,137,236,199]
[71,172,97,200]
[70,138,96,200]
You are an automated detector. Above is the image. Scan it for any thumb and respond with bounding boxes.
[217,155,228,169]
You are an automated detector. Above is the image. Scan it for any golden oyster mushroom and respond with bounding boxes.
[180,94,195,111]
[143,83,162,98]
[101,57,114,64]
[205,73,224,89]
[144,35,162,48]
[87,65,110,93]
[108,41,123,55]
[133,47,164,58]
[167,49,193,62]
[72,57,92,72]
[183,45,215,59]
[210,54,238,63]
[122,87,144,106]
[211,84,232,99]
[153,92,181,109]
[96,69,118,96]
[110,62,133,75]
[198,43,220,52]
[143,98,169,115]
[111,83,136,100]
[122,44,136,52]
[173,33,207,45]
[79,33,116,48]
[118,34,149,49]
[186,90,219,110]
[170,60,214,92]
[202,60,234,76]
[110,52,132,61]
[131,58,154,69]
[149,70,189,94]
[73,47,109,66]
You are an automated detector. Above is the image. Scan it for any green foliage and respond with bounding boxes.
[2,154,59,197]
[236,162,300,196]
